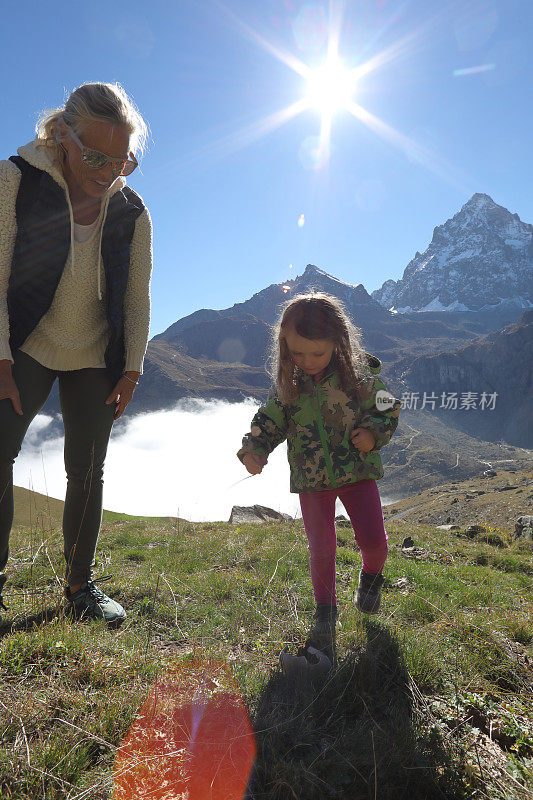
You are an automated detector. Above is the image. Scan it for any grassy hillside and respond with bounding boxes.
[12,485,170,528]
[0,481,531,799]
[382,467,532,531]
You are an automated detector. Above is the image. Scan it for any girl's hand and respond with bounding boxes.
[243,453,266,475]
[106,371,140,420]
[0,360,22,415]
[350,427,376,453]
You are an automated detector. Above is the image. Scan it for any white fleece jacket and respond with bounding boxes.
[0,140,152,373]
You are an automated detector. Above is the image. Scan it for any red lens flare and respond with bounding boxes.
[113,660,256,800]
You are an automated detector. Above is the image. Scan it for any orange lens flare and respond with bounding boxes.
[113,660,256,800]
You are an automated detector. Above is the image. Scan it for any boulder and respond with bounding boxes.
[229,505,292,524]
[514,515,533,544]
[465,524,486,539]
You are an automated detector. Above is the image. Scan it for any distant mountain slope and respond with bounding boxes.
[158,313,271,366]
[372,194,533,312]
[153,263,523,368]
[154,264,385,344]
[401,309,533,448]
[132,340,270,412]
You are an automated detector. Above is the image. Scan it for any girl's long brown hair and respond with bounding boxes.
[269,292,372,404]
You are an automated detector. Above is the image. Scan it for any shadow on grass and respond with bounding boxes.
[0,606,63,640]
[247,621,467,800]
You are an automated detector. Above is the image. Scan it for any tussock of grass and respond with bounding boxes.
[0,514,531,799]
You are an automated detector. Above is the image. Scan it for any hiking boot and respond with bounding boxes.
[305,603,338,654]
[355,570,384,614]
[65,579,126,625]
[0,573,7,623]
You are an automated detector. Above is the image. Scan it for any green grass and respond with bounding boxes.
[0,515,531,799]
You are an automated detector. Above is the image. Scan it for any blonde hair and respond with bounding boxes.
[270,292,372,404]
[35,82,149,158]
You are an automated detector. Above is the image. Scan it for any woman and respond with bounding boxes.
[0,82,152,624]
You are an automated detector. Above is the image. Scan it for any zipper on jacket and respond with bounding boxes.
[314,383,337,488]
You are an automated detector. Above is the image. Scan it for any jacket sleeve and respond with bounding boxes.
[237,388,289,463]
[357,375,401,451]
[0,160,21,362]
[124,208,153,374]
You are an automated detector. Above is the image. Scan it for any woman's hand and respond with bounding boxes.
[0,360,22,415]
[243,453,266,475]
[350,427,376,453]
[105,371,140,420]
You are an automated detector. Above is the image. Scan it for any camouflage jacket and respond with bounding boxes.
[237,354,401,494]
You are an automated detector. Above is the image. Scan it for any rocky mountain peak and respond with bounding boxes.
[302,263,325,278]
[372,194,533,313]
[463,192,496,210]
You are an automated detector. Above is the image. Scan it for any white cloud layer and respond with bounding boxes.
[14,399,301,522]
[14,399,397,522]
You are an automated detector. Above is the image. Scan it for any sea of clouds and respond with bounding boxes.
[14,399,302,522]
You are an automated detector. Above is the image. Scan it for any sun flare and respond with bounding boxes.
[305,58,357,115]
[203,3,464,184]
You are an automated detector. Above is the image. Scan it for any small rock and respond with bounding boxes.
[391,577,414,591]
[514,516,533,544]
[402,536,415,548]
[436,524,461,530]
[335,515,352,528]
[497,485,518,492]
[400,546,435,560]
[465,524,486,539]
[483,470,497,477]
[229,505,292,524]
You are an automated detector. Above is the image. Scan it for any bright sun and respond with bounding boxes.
[305,58,357,115]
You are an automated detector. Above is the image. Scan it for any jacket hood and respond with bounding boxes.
[17,139,126,197]
[365,352,381,374]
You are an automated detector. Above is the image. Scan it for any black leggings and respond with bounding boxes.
[0,351,116,585]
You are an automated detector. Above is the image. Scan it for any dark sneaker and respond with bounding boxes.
[65,580,126,625]
[306,603,338,654]
[355,570,384,614]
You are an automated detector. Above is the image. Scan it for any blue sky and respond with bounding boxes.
[2,0,532,336]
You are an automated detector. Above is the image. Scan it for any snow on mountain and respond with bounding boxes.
[372,193,533,312]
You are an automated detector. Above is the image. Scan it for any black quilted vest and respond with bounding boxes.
[7,155,145,381]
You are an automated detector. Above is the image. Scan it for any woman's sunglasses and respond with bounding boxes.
[67,126,138,176]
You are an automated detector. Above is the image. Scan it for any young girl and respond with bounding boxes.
[237,292,401,650]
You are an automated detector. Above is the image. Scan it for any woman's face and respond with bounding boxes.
[59,119,131,200]
[284,327,335,376]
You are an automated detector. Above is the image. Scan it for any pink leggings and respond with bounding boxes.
[299,479,388,605]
